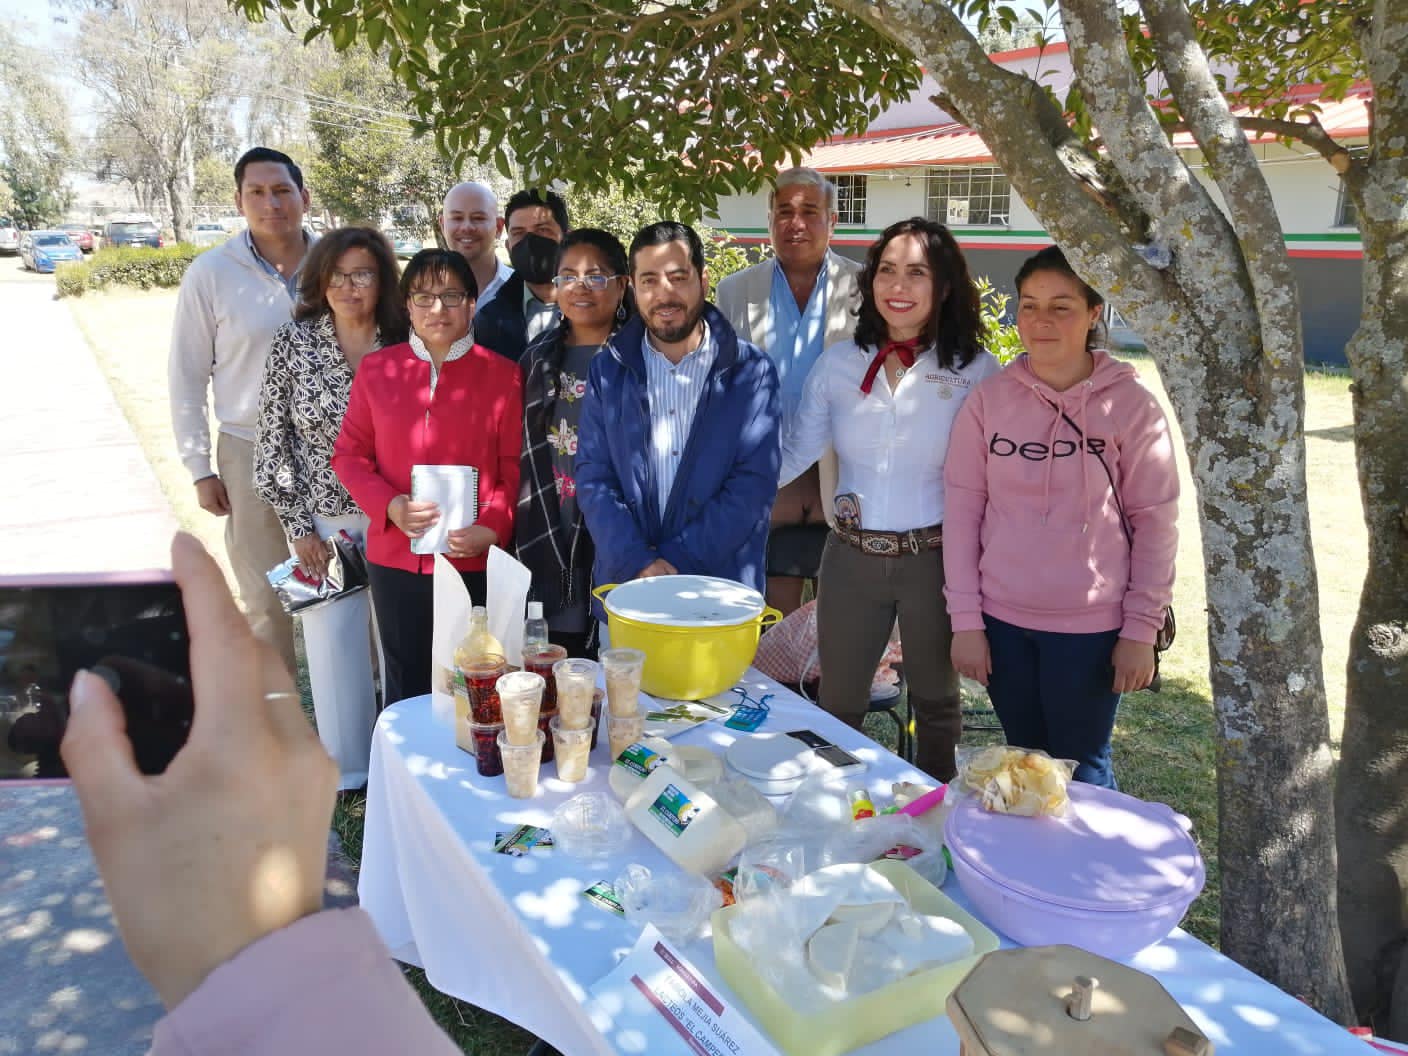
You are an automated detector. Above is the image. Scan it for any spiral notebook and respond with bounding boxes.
[410,464,480,555]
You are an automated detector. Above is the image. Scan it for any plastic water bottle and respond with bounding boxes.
[523,601,549,652]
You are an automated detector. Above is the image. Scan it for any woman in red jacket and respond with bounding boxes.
[333,249,522,707]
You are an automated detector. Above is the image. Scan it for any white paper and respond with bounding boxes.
[410,464,480,555]
[585,925,779,1056]
[486,546,531,669]
[430,554,473,725]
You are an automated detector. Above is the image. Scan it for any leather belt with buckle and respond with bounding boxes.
[834,523,943,557]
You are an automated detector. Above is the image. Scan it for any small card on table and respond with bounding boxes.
[492,825,552,856]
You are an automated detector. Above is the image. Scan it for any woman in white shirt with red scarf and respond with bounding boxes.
[779,217,999,781]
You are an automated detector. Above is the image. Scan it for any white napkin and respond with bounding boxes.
[486,546,531,670]
[430,554,473,726]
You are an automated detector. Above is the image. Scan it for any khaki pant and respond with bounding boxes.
[816,533,962,781]
[217,433,297,676]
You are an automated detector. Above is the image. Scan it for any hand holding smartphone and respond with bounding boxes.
[1,574,193,781]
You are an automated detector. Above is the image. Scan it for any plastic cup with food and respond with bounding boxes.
[497,670,545,746]
[469,721,505,777]
[497,729,545,798]
[601,648,646,717]
[522,644,568,711]
[554,658,598,730]
[538,709,557,762]
[465,654,507,724]
[607,712,647,763]
[550,714,593,783]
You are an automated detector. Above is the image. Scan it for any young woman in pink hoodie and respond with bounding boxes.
[943,247,1179,787]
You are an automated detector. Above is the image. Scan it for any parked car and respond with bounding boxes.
[104,218,163,249]
[57,223,95,252]
[191,222,229,247]
[388,230,422,259]
[0,218,18,256]
[22,231,82,273]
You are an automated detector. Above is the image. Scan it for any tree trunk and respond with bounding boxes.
[840,0,1353,1019]
[1336,200,1408,1038]
[167,137,196,245]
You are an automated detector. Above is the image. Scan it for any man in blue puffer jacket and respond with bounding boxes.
[576,221,781,622]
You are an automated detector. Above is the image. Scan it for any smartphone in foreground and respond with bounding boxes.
[0,573,192,781]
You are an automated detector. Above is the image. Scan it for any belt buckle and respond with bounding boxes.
[906,529,920,555]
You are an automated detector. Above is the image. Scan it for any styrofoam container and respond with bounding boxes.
[712,859,999,1056]
[944,782,1205,959]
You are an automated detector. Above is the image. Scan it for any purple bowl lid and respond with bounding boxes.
[945,783,1205,913]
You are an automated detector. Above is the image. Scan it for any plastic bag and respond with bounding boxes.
[615,864,721,943]
[955,744,1077,817]
[734,836,809,903]
[820,814,946,889]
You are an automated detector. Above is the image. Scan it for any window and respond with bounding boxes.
[830,174,867,225]
[925,166,1012,226]
[1334,182,1357,229]
[1334,146,1368,228]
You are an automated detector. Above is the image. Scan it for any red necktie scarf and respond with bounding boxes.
[859,338,922,395]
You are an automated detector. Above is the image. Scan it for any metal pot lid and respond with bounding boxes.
[945,783,1205,914]
[600,575,766,628]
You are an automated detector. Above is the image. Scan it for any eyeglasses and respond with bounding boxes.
[328,268,377,288]
[409,290,470,308]
[550,273,621,291]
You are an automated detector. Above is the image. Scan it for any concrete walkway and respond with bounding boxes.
[0,264,178,576]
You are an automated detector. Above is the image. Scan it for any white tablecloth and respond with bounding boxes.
[359,670,1364,1055]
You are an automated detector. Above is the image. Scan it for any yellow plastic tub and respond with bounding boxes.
[711,859,1000,1056]
[592,575,781,700]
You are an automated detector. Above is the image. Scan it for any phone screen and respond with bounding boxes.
[814,744,864,770]
[0,577,192,780]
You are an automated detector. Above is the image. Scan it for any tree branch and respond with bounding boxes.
[1141,0,1303,368]
[1061,0,1243,303]
[836,0,1169,313]
[1238,115,1365,185]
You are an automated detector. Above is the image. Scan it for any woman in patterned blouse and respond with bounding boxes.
[256,226,407,790]
[516,229,632,658]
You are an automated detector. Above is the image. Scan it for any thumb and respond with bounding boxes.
[61,669,142,818]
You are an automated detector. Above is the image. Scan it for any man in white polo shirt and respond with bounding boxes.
[168,147,312,676]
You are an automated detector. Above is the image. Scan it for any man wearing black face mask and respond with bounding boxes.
[473,187,568,364]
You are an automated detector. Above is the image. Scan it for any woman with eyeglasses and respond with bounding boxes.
[333,249,523,707]
[515,229,633,658]
[515,232,630,661]
[256,226,407,789]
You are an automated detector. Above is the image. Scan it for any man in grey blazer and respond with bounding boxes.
[715,167,861,615]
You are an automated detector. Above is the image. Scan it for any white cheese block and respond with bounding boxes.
[624,763,747,875]
[828,901,896,937]
[608,741,725,801]
[871,907,975,974]
[807,920,860,991]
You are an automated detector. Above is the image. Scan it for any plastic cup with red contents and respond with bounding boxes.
[522,644,568,711]
[470,721,505,777]
[538,709,557,762]
[465,654,507,724]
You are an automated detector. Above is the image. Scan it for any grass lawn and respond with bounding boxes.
[70,288,1364,1049]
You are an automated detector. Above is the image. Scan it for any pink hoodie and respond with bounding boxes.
[943,350,1178,643]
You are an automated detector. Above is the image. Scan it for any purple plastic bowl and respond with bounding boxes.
[945,782,1205,959]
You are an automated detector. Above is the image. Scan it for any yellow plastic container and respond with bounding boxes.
[711,859,1000,1056]
[592,576,781,700]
